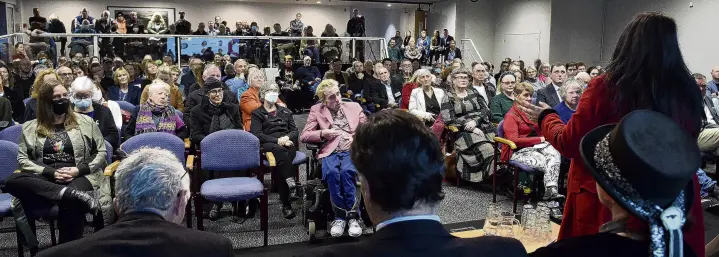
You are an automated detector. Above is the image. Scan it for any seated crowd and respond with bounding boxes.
[0,10,717,257]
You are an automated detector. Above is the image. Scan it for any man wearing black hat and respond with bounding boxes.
[531,110,699,257]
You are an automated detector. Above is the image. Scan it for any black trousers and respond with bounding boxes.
[263,143,297,206]
[5,172,93,243]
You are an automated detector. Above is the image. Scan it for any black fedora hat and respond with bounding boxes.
[580,109,699,257]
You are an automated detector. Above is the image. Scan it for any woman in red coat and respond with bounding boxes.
[518,12,706,256]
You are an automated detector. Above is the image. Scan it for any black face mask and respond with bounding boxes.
[52,98,70,115]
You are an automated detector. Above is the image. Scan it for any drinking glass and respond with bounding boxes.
[497,211,520,238]
[483,203,501,235]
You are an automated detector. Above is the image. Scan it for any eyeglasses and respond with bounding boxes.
[58,72,74,77]
[208,88,224,95]
[501,81,516,85]
[454,75,469,80]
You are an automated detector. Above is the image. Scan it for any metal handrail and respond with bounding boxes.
[460,38,484,63]
[18,32,385,41]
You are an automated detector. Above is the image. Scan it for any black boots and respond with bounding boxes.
[63,188,99,214]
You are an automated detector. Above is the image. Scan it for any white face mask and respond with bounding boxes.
[264,92,279,103]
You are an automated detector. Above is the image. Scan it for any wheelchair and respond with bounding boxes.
[301,143,372,243]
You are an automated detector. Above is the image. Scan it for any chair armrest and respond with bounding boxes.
[184,138,191,149]
[305,143,320,151]
[493,137,517,150]
[265,152,277,167]
[186,155,194,171]
[104,161,121,176]
[446,125,459,133]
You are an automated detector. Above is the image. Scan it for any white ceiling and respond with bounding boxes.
[206,0,438,9]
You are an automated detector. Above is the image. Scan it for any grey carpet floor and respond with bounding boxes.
[0,113,716,256]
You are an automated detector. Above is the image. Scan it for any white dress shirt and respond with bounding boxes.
[383,81,396,104]
[554,84,561,101]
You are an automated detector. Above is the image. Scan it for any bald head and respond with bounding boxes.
[711,66,719,81]
[575,72,591,84]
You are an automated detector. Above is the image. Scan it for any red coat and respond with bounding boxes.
[500,104,542,162]
[400,83,418,109]
[540,75,705,257]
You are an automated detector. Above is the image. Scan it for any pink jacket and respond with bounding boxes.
[300,102,367,159]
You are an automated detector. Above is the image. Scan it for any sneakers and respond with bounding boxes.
[330,220,346,237]
[347,219,362,237]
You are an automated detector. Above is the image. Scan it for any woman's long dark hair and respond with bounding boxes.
[606,12,703,137]
[36,78,78,136]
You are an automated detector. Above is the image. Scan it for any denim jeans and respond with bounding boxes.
[322,152,358,220]
[697,168,717,198]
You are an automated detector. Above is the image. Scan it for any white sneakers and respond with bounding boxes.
[347,219,362,237]
[330,219,362,238]
[330,220,346,237]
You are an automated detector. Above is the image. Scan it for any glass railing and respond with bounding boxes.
[5,32,390,67]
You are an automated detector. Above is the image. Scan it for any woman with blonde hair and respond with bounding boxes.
[107,67,141,105]
[23,69,59,121]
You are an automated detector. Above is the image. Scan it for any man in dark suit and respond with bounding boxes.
[535,63,566,108]
[441,29,454,56]
[305,110,527,257]
[366,66,402,111]
[37,148,234,257]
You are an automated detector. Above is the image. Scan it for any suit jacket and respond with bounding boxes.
[536,83,561,108]
[368,78,402,109]
[703,96,719,129]
[36,212,234,257]
[300,102,366,159]
[107,85,142,106]
[303,220,527,257]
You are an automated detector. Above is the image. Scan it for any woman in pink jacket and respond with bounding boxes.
[301,79,367,238]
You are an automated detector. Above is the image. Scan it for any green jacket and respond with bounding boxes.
[490,93,514,123]
[14,114,113,247]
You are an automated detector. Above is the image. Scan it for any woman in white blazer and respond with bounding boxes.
[408,69,446,138]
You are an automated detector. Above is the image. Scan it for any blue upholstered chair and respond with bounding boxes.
[0,141,20,255]
[23,98,30,105]
[0,124,23,144]
[492,121,543,214]
[115,101,136,113]
[114,132,192,228]
[191,129,268,246]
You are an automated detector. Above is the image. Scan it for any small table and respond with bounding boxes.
[451,223,560,253]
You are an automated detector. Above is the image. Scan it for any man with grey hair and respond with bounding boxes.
[184,64,238,125]
[37,148,233,257]
[575,72,591,87]
[366,66,401,111]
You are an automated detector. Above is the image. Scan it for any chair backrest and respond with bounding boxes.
[104,140,113,164]
[120,132,186,163]
[201,129,259,171]
[115,101,136,113]
[0,140,19,183]
[497,121,505,138]
[0,124,23,144]
[175,109,183,120]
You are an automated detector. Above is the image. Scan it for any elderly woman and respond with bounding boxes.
[140,65,184,111]
[524,65,545,92]
[346,61,366,101]
[6,78,111,244]
[301,79,366,238]
[241,69,270,130]
[107,67,141,105]
[23,69,59,122]
[441,68,496,183]
[124,81,188,141]
[250,82,298,219]
[501,82,561,199]
[70,77,119,149]
[404,38,422,61]
[554,78,584,124]
[184,64,238,126]
[189,78,243,145]
[490,72,517,123]
[408,69,445,136]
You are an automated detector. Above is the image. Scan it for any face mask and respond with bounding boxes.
[433,68,441,74]
[133,28,139,33]
[52,98,70,115]
[251,26,257,31]
[81,25,89,30]
[264,92,279,103]
[73,98,92,110]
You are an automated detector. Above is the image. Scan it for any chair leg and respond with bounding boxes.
[195,194,204,231]
[49,220,56,246]
[261,189,269,247]
[513,167,519,214]
[185,196,193,228]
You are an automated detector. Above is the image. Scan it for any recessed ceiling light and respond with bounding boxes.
[387,3,392,6]
[316,1,321,3]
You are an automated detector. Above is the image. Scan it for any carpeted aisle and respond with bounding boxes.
[0,113,716,257]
